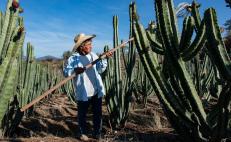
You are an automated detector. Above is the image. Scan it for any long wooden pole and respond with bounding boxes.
[20,38,134,112]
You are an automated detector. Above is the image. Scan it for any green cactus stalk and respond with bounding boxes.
[20,43,34,107]
[0,0,65,135]
[204,8,231,81]
[132,0,231,141]
[0,0,20,61]
[105,12,137,127]
[0,14,25,135]
[204,8,231,140]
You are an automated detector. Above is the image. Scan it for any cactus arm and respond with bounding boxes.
[155,0,177,56]
[1,9,19,59]
[167,0,180,48]
[156,0,208,127]
[204,8,231,81]
[134,23,176,114]
[133,26,201,141]
[191,0,201,31]
[181,22,206,61]
[0,0,13,56]
[113,16,121,95]
[21,43,34,106]
[127,2,137,80]
[146,30,164,54]
[179,16,195,52]
[134,22,196,125]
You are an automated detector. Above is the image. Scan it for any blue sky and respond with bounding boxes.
[0,0,230,58]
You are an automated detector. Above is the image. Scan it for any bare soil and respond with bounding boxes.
[1,94,179,142]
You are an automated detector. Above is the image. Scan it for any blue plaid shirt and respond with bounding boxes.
[63,52,107,101]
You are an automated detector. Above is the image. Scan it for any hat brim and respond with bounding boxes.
[72,34,96,52]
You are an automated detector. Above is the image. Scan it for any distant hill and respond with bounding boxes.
[36,55,62,61]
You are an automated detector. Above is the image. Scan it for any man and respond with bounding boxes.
[63,33,112,141]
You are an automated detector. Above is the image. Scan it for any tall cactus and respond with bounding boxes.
[0,0,25,135]
[0,0,64,136]
[105,15,126,127]
[204,8,231,141]
[104,11,137,127]
[132,0,231,141]
[19,43,35,107]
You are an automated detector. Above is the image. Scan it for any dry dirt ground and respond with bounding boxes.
[0,94,180,142]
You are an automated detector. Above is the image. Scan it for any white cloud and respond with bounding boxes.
[22,14,130,58]
[23,19,114,57]
[24,30,73,58]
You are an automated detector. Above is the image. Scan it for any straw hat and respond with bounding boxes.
[72,33,96,52]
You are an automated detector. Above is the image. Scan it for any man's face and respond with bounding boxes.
[80,40,92,55]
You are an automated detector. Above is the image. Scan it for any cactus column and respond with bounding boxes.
[132,0,231,141]
[0,0,25,135]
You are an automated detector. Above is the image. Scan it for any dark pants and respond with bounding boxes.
[77,95,102,136]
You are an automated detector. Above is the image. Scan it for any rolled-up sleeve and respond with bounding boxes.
[96,59,107,74]
[63,56,75,77]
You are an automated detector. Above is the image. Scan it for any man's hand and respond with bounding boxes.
[74,67,85,74]
[105,51,113,58]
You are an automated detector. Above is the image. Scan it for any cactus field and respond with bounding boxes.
[0,0,231,141]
